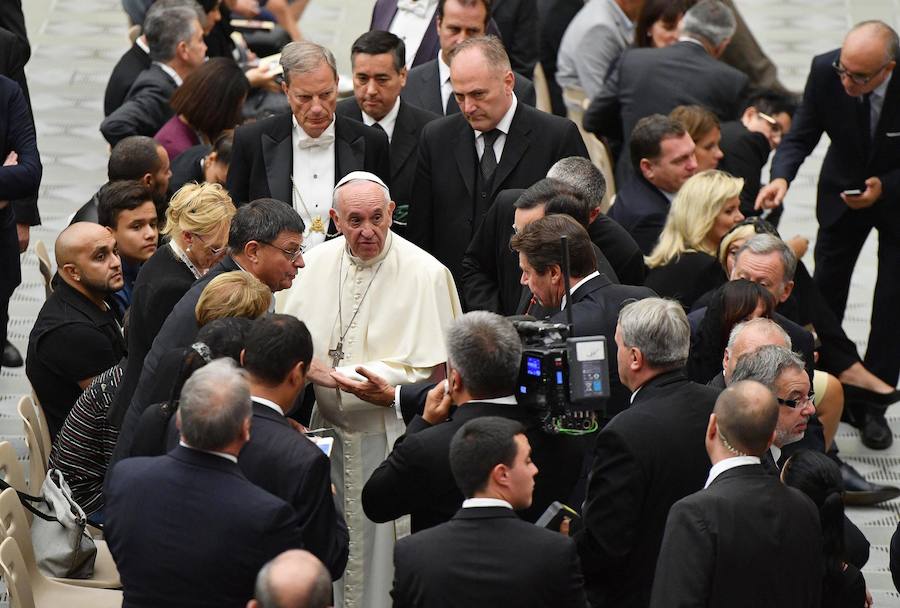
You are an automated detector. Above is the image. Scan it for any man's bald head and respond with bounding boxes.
[54,222,124,298]
[248,550,331,608]
[55,222,114,266]
[723,318,791,384]
[713,380,779,457]
[845,20,899,64]
[838,20,898,96]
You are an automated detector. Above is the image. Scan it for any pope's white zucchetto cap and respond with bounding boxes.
[333,171,391,202]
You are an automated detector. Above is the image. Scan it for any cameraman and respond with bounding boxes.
[361,312,584,532]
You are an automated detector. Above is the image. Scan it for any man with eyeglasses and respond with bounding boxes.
[756,21,900,406]
[108,198,307,462]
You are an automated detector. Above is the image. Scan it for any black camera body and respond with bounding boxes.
[514,320,609,435]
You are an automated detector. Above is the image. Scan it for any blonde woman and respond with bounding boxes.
[644,170,744,309]
[120,182,237,409]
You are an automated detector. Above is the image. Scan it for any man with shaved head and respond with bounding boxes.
[248,550,332,608]
[26,223,127,437]
[278,171,461,608]
[757,21,900,400]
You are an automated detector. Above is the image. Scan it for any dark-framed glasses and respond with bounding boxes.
[831,59,890,85]
[260,241,304,262]
[777,392,815,409]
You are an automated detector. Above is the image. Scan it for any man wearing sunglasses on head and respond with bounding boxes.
[756,21,900,409]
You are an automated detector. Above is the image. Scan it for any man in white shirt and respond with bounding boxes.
[227,40,391,249]
[651,380,824,607]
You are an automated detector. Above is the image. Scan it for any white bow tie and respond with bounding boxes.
[297,133,335,150]
[396,0,429,17]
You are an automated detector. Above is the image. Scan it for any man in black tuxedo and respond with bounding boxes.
[101,6,208,145]
[362,311,583,532]
[650,381,823,607]
[227,40,390,248]
[400,0,536,116]
[336,31,439,234]
[239,315,349,580]
[584,0,748,160]
[408,36,587,286]
[757,22,900,400]
[607,115,699,254]
[391,416,588,608]
[105,358,305,608]
[574,297,720,608]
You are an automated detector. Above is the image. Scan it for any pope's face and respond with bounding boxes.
[331,182,395,261]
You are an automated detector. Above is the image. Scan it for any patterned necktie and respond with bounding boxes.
[480,129,501,181]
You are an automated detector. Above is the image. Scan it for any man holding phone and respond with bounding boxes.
[756,21,900,415]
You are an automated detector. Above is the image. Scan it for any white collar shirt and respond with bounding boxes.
[438,50,453,114]
[361,96,401,142]
[474,93,518,164]
[178,441,238,464]
[704,456,760,489]
[770,445,782,467]
[560,270,601,311]
[154,61,182,87]
[389,0,439,68]
[291,116,336,250]
[251,396,284,417]
[462,497,513,509]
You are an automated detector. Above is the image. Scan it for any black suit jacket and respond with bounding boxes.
[409,104,588,282]
[335,97,438,224]
[607,174,671,255]
[644,251,727,311]
[226,112,391,205]
[239,402,349,579]
[770,48,900,229]
[363,401,584,532]
[719,119,771,217]
[650,464,823,608]
[0,74,40,202]
[104,42,152,117]
[402,58,537,116]
[100,63,177,146]
[105,446,304,608]
[392,506,587,608]
[575,370,720,608]
[167,143,210,198]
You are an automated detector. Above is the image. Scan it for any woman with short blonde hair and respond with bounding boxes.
[643,170,744,309]
[195,271,272,327]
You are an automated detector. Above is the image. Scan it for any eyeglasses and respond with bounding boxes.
[259,241,304,263]
[831,59,890,85]
[777,392,815,409]
[193,233,226,256]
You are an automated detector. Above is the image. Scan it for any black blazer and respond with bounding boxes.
[644,251,727,311]
[607,174,671,255]
[0,74,40,201]
[719,120,771,217]
[771,49,900,229]
[104,446,305,608]
[226,112,391,205]
[334,97,438,225]
[362,401,584,532]
[650,464,823,608]
[100,63,177,146]
[588,212,646,286]
[409,104,588,282]
[168,143,210,198]
[402,58,537,116]
[104,41,152,117]
[238,402,349,579]
[574,370,720,608]
[392,506,588,608]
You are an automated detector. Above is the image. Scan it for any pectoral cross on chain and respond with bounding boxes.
[328,342,345,368]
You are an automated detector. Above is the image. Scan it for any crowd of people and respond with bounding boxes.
[1,0,899,606]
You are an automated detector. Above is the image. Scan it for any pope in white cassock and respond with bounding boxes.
[277,171,462,608]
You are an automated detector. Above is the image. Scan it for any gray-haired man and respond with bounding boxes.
[227,40,391,240]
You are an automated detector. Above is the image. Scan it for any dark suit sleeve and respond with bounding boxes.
[261,501,307,557]
[293,452,350,579]
[398,381,435,425]
[559,538,590,608]
[769,58,824,184]
[498,0,538,78]
[460,201,505,313]
[362,432,431,523]
[225,122,253,205]
[99,81,171,145]
[560,119,590,158]
[582,62,621,138]
[649,500,714,608]
[407,124,435,252]
[0,79,41,200]
[632,214,667,256]
[391,539,414,608]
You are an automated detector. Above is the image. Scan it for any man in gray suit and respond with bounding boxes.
[401,0,535,116]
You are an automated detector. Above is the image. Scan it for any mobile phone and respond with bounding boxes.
[842,188,864,196]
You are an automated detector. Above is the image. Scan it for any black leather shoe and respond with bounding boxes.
[861,411,893,450]
[840,461,900,506]
[843,384,900,407]
[1,340,22,368]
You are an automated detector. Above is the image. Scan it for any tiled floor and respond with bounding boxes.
[10,0,900,604]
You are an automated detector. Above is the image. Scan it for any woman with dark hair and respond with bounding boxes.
[634,0,694,48]
[154,57,250,160]
[781,450,870,608]
[670,105,723,171]
[686,279,775,384]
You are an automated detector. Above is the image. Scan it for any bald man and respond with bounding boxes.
[757,21,900,394]
[248,550,332,608]
[26,222,126,438]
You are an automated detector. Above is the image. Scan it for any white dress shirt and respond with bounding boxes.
[291,116,336,250]
[251,396,284,417]
[438,50,453,114]
[178,441,238,464]
[154,61,183,87]
[704,456,760,488]
[560,270,601,311]
[462,497,513,509]
[361,96,401,142]
[475,94,518,163]
[389,0,439,68]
